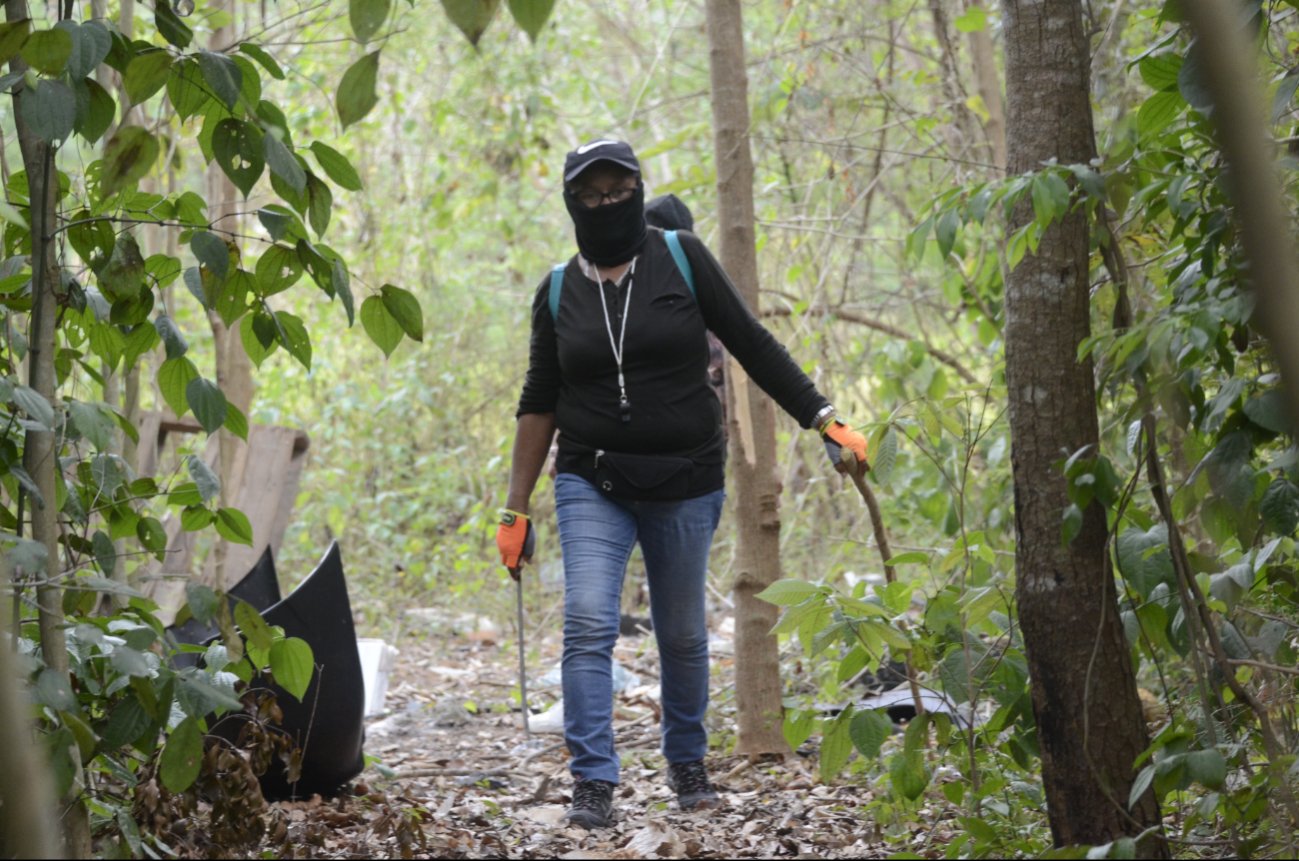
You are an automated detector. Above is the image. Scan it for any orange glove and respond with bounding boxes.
[822,419,870,476]
[496,510,536,580]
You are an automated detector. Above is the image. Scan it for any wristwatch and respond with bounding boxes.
[812,404,836,432]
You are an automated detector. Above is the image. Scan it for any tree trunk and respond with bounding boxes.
[1002,0,1167,853]
[5,0,92,851]
[0,617,60,858]
[704,0,789,758]
[964,0,1007,171]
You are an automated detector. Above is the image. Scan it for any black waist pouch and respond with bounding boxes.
[593,449,694,501]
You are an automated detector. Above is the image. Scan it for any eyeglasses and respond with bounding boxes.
[572,184,637,209]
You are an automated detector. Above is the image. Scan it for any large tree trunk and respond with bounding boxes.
[704,0,788,758]
[1002,0,1167,853]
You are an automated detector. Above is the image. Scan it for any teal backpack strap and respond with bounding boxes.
[548,264,566,320]
[665,230,695,297]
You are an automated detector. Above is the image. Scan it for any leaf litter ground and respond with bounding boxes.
[244,608,904,859]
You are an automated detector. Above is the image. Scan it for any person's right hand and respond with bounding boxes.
[496,510,536,580]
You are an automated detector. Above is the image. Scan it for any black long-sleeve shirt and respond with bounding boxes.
[517,227,829,494]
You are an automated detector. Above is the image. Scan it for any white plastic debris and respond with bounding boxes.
[357,638,399,717]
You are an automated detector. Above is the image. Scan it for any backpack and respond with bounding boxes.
[549,229,695,321]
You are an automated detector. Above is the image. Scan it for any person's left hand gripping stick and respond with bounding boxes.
[497,510,536,580]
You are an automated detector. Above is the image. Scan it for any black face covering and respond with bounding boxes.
[564,182,648,267]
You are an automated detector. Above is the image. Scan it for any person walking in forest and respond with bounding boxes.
[495,139,869,829]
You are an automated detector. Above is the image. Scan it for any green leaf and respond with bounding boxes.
[69,400,115,450]
[21,27,72,75]
[888,749,929,801]
[257,207,294,242]
[157,356,198,417]
[1243,390,1290,434]
[102,697,152,749]
[1139,53,1182,91]
[214,268,252,328]
[159,717,203,793]
[306,174,332,236]
[165,57,210,121]
[819,712,854,782]
[360,294,403,357]
[153,314,187,360]
[849,708,893,759]
[61,20,112,79]
[1115,526,1174,598]
[100,127,160,199]
[336,51,380,128]
[180,504,213,531]
[190,231,229,281]
[154,0,193,48]
[137,516,166,558]
[263,131,306,195]
[237,42,284,80]
[380,284,422,341]
[441,0,500,46]
[121,322,160,369]
[73,77,115,144]
[309,141,363,191]
[1261,479,1299,535]
[782,709,816,749]
[198,50,241,109]
[884,550,929,567]
[234,598,274,652]
[224,402,248,441]
[123,49,173,105]
[269,637,314,701]
[0,20,31,67]
[98,234,146,301]
[870,426,897,484]
[186,454,220,503]
[35,668,77,711]
[935,208,959,259]
[506,0,554,41]
[755,579,823,607]
[274,311,312,369]
[333,258,354,326]
[21,79,76,145]
[239,312,278,367]
[952,4,986,32]
[1185,749,1226,790]
[350,0,391,42]
[212,118,265,198]
[215,506,253,545]
[14,384,55,429]
[1137,91,1185,138]
[254,245,303,296]
[186,377,227,434]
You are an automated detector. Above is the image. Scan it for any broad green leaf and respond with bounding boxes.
[157,356,198,417]
[756,578,823,606]
[234,598,274,652]
[159,717,203,793]
[1261,479,1299,535]
[380,284,422,341]
[121,322,160,368]
[215,506,253,545]
[336,51,380,128]
[198,50,241,109]
[14,384,55,429]
[952,4,986,32]
[154,314,187,359]
[237,42,284,80]
[333,258,354,326]
[263,132,306,195]
[123,50,173,105]
[73,77,115,143]
[1243,390,1289,434]
[309,141,363,191]
[165,57,210,121]
[239,312,278,367]
[1178,45,1213,113]
[0,20,31,66]
[60,20,112,79]
[506,0,554,41]
[186,453,220,502]
[884,550,929,567]
[1185,749,1226,790]
[888,749,930,801]
[935,208,959,259]
[190,230,229,280]
[441,0,500,46]
[21,79,76,144]
[212,118,264,198]
[98,234,146,301]
[69,400,115,450]
[180,505,213,531]
[257,207,293,242]
[137,516,166,558]
[1137,91,1184,138]
[35,668,77,711]
[214,268,252,328]
[819,713,854,782]
[186,377,227,434]
[101,697,152,749]
[21,27,72,75]
[100,127,160,198]
[1139,53,1182,92]
[154,0,193,48]
[224,402,248,441]
[350,0,390,43]
[782,709,816,749]
[270,637,314,701]
[850,708,893,759]
[360,294,402,357]
[254,245,303,296]
[274,311,312,369]
[870,426,897,484]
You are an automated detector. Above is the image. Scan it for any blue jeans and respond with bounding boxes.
[554,473,726,785]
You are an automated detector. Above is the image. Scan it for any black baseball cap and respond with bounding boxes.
[563,139,641,182]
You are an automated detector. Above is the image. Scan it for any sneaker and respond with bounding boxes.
[564,778,615,829]
[667,759,720,810]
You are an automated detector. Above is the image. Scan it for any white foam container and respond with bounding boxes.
[357,638,399,717]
